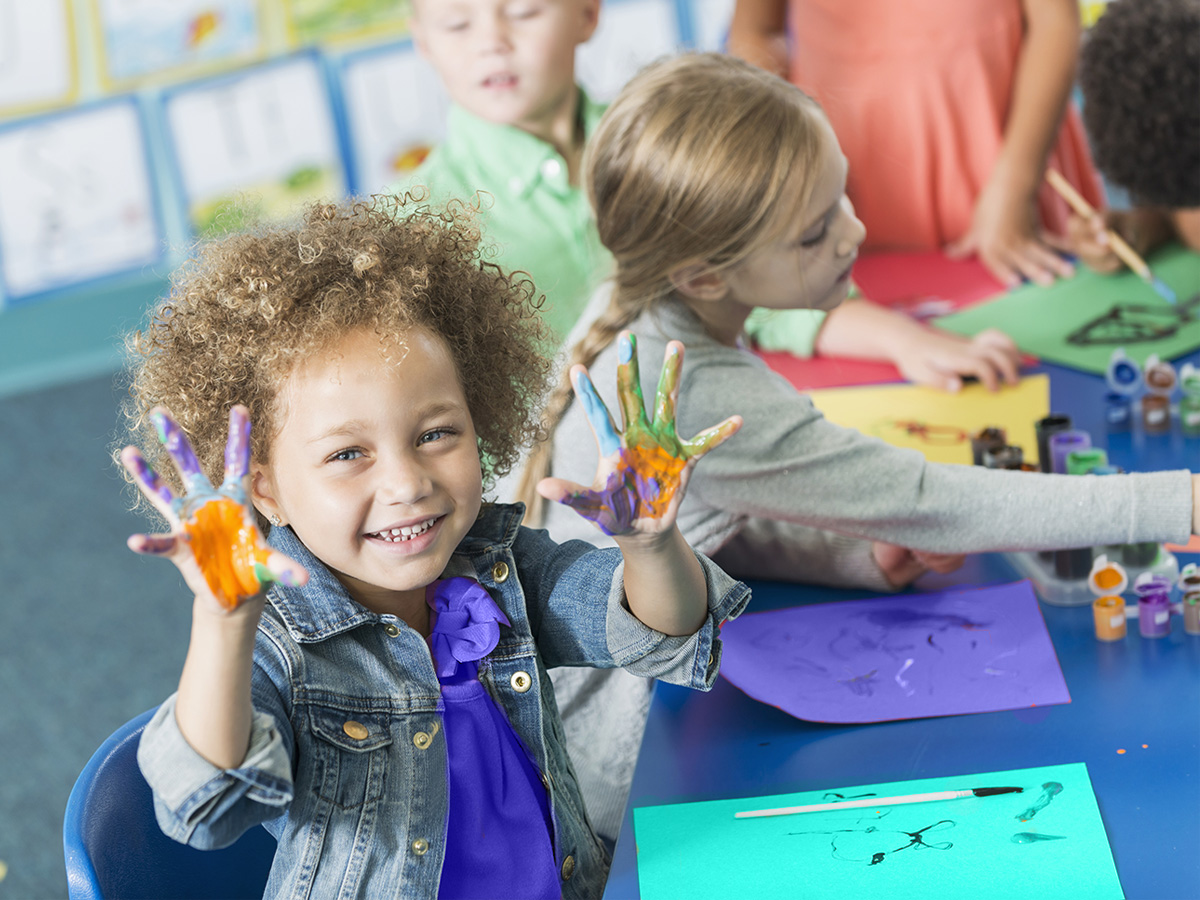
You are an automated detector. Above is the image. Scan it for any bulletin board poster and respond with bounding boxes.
[162,54,347,237]
[577,0,683,101]
[281,0,411,46]
[0,0,78,117]
[91,0,265,89]
[0,100,164,303]
[337,42,448,196]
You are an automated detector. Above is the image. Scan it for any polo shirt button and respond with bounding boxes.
[510,670,532,692]
[383,623,401,637]
[561,855,576,880]
[508,175,524,193]
[411,838,429,856]
[491,561,510,583]
[540,158,562,179]
[342,720,368,740]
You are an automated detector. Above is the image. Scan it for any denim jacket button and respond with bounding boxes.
[561,855,576,881]
[491,561,510,583]
[383,623,401,637]
[342,720,369,740]
[413,731,432,749]
[411,838,429,856]
[510,671,532,692]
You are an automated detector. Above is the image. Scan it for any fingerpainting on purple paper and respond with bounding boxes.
[718,581,1069,723]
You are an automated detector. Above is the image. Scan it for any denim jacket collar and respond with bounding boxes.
[265,503,527,644]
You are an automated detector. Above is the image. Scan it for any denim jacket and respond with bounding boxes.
[138,502,750,899]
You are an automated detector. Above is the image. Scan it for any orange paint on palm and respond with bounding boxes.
[183,497,272,608]
[625,443,687,518]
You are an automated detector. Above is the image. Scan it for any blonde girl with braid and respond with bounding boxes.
[512,52,1200,850]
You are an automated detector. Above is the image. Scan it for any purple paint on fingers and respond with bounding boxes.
[223,408,252,485]
[134,535,177,555]
[130,451,176,507]
[152,410,209,490]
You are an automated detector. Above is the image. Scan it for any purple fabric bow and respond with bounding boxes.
[426,577,511,679]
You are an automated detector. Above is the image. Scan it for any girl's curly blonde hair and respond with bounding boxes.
[121,195,551,513]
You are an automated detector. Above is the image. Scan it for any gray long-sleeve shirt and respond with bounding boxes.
[505,287,1195,846]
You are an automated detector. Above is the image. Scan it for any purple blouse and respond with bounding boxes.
[427,577,560,900]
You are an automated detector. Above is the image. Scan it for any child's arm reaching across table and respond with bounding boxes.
[813,298,1021,392]
[121,405,307,770]
[537,333,742,636]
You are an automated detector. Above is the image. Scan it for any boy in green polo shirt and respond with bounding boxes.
[399,0,609,343]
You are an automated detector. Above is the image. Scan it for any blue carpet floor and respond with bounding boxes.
[0,373,192,899]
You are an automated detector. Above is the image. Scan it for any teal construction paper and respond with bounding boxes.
[634,763,1122,900]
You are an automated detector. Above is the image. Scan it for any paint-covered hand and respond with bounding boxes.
[539,333,742,536]
[121,405,307,610]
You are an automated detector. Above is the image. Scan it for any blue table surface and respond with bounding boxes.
[603,350,1200,900]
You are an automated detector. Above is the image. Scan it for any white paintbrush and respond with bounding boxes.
[735,786,1024,819]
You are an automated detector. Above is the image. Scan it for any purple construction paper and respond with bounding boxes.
[719,581,1069,723]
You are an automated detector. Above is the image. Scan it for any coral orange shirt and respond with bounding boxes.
[787,0,1103,250]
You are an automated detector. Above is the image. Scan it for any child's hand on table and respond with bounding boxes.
[121,405,307,614]
[890,327,1021,393]
[539,333,742,540]
[873,542,966,589]
[946,163,1075,288]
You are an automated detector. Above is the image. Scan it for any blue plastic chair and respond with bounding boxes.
[64,707,276,900]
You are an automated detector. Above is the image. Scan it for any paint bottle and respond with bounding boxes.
[1088,555,1128,641]
[1120,542,1160,568]
[1141,354,1177,434]
[1134,572,1173,638]
[1035,413,1074,563]
[982,445,1024,470]
[1104,348,1141,432]
[1179,363,1200,437]
[1065,448,1108,475]
[1054,546,1094,582]
[1179,563,1200,596]
[1184,594,1200,636]
[1035,414,1073,473]
[971,427,1007,466]
[1179,565,1200,635]
[1048,430,1092,475]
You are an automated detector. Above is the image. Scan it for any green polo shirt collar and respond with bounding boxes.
[441,88,606,201]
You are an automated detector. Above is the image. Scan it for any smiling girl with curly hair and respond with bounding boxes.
[117,194,746,898]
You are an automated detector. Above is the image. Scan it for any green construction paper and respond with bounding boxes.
[633,763,1122,900]
[934,244,1200,374]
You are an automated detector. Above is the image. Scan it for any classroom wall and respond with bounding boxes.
[0,0,735,398]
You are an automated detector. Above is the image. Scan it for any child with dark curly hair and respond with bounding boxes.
[1069,0,1200,268]
[118,196,746,898]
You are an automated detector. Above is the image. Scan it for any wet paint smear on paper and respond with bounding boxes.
[1017,782,1063,822]
[1012,832,1066,843]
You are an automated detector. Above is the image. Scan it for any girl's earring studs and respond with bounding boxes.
[269,514,282,527]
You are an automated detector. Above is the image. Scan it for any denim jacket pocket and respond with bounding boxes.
[308,706,393,810]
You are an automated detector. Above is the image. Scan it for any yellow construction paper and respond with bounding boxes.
[805,375,1050,466]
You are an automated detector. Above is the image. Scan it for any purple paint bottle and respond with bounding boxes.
[1134,573,1172,638]
[1048,430,1092,475]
